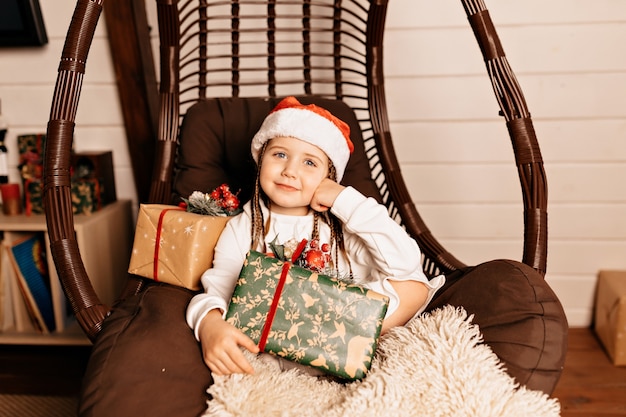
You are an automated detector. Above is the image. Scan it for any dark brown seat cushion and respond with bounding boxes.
[78,97,567,416]
[425,259,567,394]
[79,284,212,417]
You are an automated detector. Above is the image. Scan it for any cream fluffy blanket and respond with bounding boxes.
[202,306,560,417]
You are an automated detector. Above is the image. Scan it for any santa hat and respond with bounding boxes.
[251,96,354,181]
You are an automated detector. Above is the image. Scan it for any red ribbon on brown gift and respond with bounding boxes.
[153,207,185,281]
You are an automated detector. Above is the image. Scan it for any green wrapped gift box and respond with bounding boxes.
[17,134,105,215]
[226,250,389,380]
[24,178,102,215]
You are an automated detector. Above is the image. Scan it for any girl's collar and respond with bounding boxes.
[259,199,314,219]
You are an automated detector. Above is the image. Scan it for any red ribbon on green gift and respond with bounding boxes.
[257,239,307,350]
[258,261,291,351]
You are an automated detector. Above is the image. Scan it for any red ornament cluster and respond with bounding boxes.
[210,184,240,211]
[181,184,242,216]
[270,237,332,273]
[298,238,331,272]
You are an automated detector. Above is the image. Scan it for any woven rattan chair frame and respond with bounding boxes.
[45,0,547,341]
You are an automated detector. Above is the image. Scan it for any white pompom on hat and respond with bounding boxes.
[251,96,354,181]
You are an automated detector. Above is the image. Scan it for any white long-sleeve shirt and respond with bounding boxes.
[186,186,445,339]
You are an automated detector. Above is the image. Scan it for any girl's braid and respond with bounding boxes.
[325,164,351,277]
[251,142,268,251]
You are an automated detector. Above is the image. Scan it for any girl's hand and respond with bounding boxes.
[310,178,345,212]
[197,309,260,375]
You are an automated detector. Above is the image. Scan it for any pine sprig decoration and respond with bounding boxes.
[181,184,242,216]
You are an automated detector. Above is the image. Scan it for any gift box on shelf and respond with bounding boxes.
[594,270,626,366]
[70,178,103,215]
[226,250,389,380]
[17,133,46,184]
[17,134,107,215]
[23,179,44,215]
[18,134,46,215]
[71,151,116,206]
[23,178,103,215]
[128,204,231,290]
[17,133,46,163]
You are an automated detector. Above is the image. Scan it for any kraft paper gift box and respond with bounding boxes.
[225,250,389,380]
[594,270,626,366]
[128,204,231,290]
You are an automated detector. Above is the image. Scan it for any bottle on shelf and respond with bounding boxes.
[0,99,9,184]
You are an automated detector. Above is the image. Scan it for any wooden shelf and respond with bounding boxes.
[0,321,90,346]
[0,200,134,346]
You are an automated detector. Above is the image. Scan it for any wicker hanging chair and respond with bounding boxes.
[44,1,567,415]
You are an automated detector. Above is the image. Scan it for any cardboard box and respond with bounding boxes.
[594,270,626,366]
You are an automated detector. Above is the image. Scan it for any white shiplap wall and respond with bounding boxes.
[1,0,625,327]
[384,0,626,327]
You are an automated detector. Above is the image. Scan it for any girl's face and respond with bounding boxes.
[260,136,330,216]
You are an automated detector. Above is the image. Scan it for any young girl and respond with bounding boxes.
[186,96,445,376]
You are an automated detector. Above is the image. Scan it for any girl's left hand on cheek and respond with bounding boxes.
[310,179,345,212]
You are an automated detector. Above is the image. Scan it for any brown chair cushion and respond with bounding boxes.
[426,259,568,394]
[172,97,382,205]
[79,284,212,417]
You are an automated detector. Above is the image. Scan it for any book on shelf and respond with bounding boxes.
[1,247,16,331]
[2,244,36,333]
[3,232,56,333]
[41,233,71,332]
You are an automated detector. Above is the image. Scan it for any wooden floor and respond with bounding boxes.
[0,328,625,415]
[553,328,626,416]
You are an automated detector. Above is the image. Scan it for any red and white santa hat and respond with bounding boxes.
[251,96,354,181]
